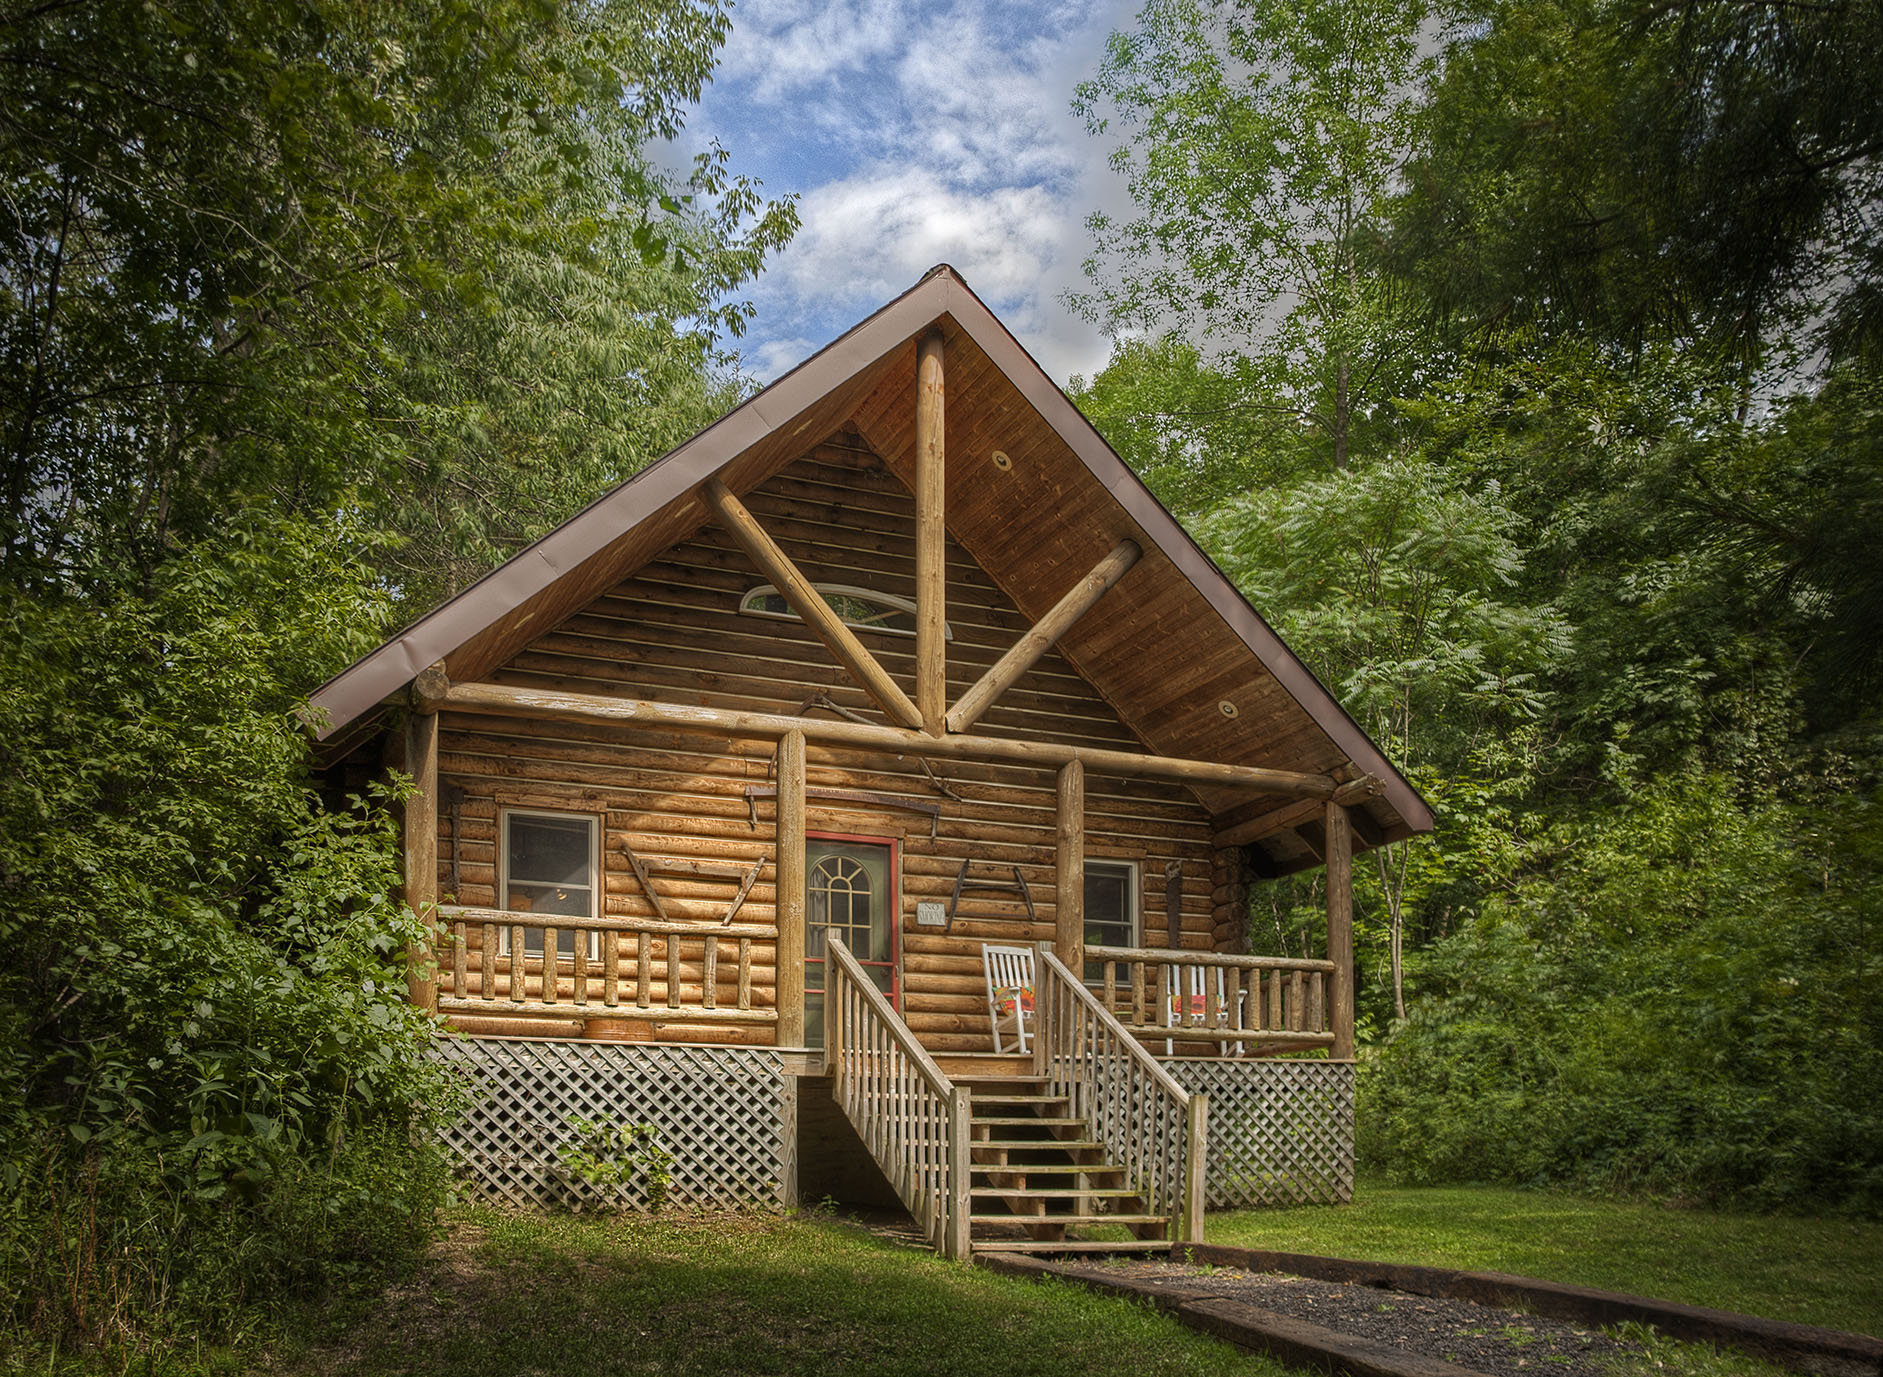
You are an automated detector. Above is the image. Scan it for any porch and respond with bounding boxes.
[429,932,1356,1258]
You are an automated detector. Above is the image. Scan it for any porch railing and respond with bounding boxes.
[1034,947,1206,1243]
[826,936,971,1258]
[435,905,777,1028]
[1085,945,1336,1053]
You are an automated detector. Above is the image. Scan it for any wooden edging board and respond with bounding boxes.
[974,1253,1486,1377]
[978,1246,1883,1377]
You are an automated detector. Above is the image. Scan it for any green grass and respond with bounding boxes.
[271,1209,1295,1377]
[1207,1180,1883,1337]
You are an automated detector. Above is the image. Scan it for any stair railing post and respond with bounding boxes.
[1182,1093,1209,1245]
[947,1085,972,1260]
[1032,939,1052,1079]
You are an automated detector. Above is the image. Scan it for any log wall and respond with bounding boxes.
[435,442,1225,1052]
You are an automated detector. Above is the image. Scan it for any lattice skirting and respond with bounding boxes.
[1165,1059,1354,1209]
[434,1039,793,1211]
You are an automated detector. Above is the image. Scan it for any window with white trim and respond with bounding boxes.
[1083,860,1139,982]
[499,809,601,960]
[739,583,952,640]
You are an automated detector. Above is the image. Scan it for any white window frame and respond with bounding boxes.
[739,582,953,640]
[497,808,602,961]
[1083,859,1140,980]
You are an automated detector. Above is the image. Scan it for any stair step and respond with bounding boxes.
[971,1162,1120,1176]
[969,1212,1169,1227]
[969,1186,1142,1200]
[972,1239,1173,1255]
[970,1115,1084,1128]
[951,1074,1047,1085]
[973,1137,1103,1152]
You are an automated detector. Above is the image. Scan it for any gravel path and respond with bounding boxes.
[1100,1259,1646,1377]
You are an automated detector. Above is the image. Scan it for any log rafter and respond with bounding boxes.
[945,537,1142,735]
[701,476,924,730]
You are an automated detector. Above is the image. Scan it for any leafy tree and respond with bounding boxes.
[0,0,794,1351]
[0,0,794,597]
[1394,0,1883,377]
[1201,456,1568,1016]
[1074,0,1436,470]
[1068,336,1275,516]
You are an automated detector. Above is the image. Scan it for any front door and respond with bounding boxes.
[803,835,897,1046]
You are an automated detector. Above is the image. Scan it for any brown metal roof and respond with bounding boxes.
[308,266,1433,852]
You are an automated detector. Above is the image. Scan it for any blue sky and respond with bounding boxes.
[680,0,1142,386]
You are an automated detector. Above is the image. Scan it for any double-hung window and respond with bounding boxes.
[499,809,601,960]
[1083,860,1139,982]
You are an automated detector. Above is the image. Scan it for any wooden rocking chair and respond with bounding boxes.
[981,944,1036,1054]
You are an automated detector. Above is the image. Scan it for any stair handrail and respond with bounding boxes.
[824,936,971,1259]
[1034,945,1207,1243]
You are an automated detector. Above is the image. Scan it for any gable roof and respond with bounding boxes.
[309,266,1432,867]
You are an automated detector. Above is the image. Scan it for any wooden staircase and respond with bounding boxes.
[954,1074,1173,1255]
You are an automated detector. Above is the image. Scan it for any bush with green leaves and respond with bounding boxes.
[1360,775,1883,1213]
[0,522,451,1351]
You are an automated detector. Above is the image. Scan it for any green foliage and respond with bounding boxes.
[557,1117,673,1209]
[1075,0,1436,470]
[1361,777,1883,1211]
[0,0,794,599]
[1084,0,1883,1213]
[0,0,792,1359]
[0,522,453,1349]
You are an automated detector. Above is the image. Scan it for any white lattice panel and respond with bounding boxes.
[1167,1059,1354,1208]
[434,1040,790,1211]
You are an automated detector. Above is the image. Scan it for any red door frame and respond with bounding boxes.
[804,830,902,1009]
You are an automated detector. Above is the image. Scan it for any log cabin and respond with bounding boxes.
[307,265,1432,1257]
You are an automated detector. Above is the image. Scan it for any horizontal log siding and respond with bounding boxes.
[438,449,1221,1051]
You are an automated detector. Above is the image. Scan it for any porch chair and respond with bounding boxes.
[1162,964,1246,1057]
[981,944,1036,1054]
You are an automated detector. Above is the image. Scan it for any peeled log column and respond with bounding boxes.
[915,328,946,735]
[1055,759,1084,972]
[1325,800,1354,1059]
[775,729,807,1047]
[404,711,440,1012]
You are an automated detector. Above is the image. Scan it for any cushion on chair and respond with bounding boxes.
[992,985,1034,1017]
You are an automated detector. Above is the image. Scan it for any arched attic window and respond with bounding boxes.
[739,583,953,640]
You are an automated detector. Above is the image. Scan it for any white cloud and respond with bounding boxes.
[693,0,1142,384]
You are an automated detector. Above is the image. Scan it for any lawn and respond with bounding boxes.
[272,1210,1291,1377]
[1207,1180,1883,1338]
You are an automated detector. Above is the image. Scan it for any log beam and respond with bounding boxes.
[702,477,924,730]
[945,538,1141,735]
[440,680,1345,800]
[411,660,450,714]
[775,729,807,1049]
[1325,800,1354,1060]
[1054,759,1084,972]
[915,328,946,736]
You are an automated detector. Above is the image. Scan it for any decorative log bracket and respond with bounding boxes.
[741,783,940,840]
[946,859,1036,935]
[619,837,767,927]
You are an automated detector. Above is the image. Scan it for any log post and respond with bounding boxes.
[403,711,440,1012]
[946,1085,972,1261]
[775,729,807,1048]
[1325,799,1355,1059]
[915,328,946,736]
[1055,759,1084,974]
[1182,1093,1208,1244]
